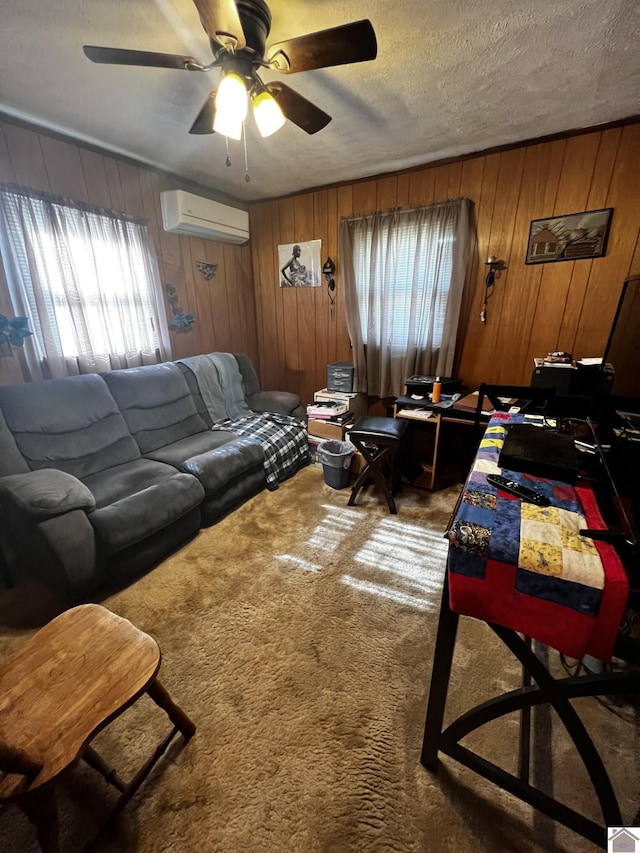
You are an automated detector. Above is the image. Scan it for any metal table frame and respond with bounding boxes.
[421,571,640,850]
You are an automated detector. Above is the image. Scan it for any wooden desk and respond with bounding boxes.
[393,395,486,490]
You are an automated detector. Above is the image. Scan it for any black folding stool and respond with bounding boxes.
[347,416,408,514]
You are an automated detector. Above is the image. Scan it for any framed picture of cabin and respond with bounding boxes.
[525,208,613,265]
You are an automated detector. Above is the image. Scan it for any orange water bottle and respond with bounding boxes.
[432,377,441,404]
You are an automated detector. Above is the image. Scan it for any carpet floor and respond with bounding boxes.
[0,464,638,852]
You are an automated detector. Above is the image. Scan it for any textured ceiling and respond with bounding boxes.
[0,0,638,202]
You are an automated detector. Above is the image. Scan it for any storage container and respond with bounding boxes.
[326,361,354,392]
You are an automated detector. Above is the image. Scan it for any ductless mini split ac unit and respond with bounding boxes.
[160,190,250,244]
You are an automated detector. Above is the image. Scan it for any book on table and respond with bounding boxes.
[452,391,495,414]
[328,410,354,425]
[314,388,357,402]
[396,408,437,420]
[307,401,348,419]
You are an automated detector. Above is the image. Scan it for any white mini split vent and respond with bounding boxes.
[160,190,249,244]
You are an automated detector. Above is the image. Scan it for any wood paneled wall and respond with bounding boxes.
[250,122,640,404]
[0,117,257,386]
[2,117,638,401]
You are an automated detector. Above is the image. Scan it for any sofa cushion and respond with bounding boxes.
[144,430,237,468]
[180,437,265,494]
[0,408,29,477]
[103,363,210,454]
[0,374,140,479]
[176,362,214,428]
[82,458,186,508]
[234,353,261,398]
[88,472,204,554]
[248,391,302,417]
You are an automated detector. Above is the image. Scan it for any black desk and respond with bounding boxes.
[420,413,640,850]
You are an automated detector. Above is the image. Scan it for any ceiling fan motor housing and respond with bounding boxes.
[222,0,271,58]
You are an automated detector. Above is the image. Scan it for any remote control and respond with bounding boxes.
[486,474,550,506]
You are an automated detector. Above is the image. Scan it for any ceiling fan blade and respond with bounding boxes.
[266,82,331,135]
[189,92,217,134]
[83,45,202,70]
[191,0,246,50]
[267,19,377,74]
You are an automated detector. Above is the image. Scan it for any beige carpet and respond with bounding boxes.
[0,465,638,852]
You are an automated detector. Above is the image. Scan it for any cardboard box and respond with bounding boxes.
[307,418,348,441]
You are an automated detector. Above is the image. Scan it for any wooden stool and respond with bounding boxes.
[0,603,196,852]
[348,416,408,514]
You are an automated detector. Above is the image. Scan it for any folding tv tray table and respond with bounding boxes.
[420,412,640,850]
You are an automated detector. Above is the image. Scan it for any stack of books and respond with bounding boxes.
[313,388,368,418]
[533,357,574,370]
[307,400,350,421]
[314,387,356,402]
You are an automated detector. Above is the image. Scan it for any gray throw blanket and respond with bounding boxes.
[177,353,250,423]
[207,352,252,421]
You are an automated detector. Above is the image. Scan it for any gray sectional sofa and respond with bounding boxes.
[0,354,307,601]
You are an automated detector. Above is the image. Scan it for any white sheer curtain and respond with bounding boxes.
[339,198,472,398]
[0,183,171,380]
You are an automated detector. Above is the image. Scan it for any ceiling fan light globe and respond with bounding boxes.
[215,72,248,122]
[252,91,286,137]
[213,112,243,140]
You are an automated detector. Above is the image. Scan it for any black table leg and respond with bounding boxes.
[518,635,532,783]
[419,582,640,849]
[421,570,459,770]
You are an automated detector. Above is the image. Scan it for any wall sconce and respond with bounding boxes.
[480,256,506,324]
[323,257,336,306]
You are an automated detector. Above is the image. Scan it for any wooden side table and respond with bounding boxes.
[393,399,442,490]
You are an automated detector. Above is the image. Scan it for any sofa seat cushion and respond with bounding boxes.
[83,458,204,554]
[180,437,265,495]
[144,430,236,468]
[83,458,191,508]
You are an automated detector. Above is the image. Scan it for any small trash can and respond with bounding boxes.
[317,439,356,489]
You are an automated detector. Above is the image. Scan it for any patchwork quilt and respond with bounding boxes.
[447,413,628,660]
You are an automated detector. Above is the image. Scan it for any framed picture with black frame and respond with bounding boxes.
[525,207,613,265]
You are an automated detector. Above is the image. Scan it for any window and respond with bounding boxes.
[0,184,169,379]
[351,217,454,348]
[339,199,471,397]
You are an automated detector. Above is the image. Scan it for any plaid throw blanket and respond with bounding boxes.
[212,413,309,490]
[447,412,628,661]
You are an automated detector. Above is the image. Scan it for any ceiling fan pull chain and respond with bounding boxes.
[242,122,251,183]
[225,136,231,167]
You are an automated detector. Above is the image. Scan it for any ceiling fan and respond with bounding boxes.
[83,0,377,140]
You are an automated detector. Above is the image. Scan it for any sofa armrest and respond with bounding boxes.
[180,437,264,494]
[248,390,302,418]
[0,508,99,600]
[0,469,96,519]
